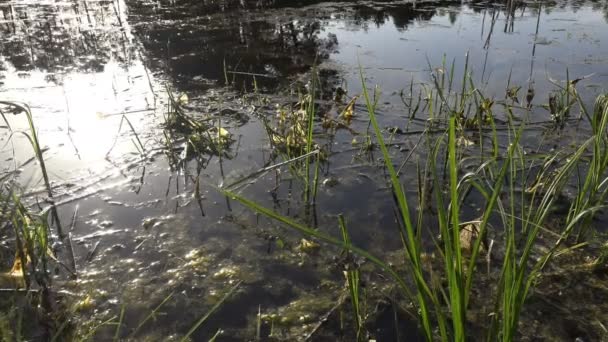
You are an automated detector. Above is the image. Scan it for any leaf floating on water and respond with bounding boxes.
[10,255,25,277]
[218,127,230,139]
[178,93,189,105]
[298,239,320,254]
[212,126,232,146]
[212,266,239,280]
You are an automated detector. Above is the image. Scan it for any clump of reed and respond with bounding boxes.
[253,70,325,208]
[0,101,73,340]
[224,56,608,340]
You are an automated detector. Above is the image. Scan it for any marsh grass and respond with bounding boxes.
[0,101,63,236]
[0,184,74,340]
[224,57,608,340]
[0,102,75,291]
[1,57,606,341]
[338,214,363,338]
[163,88,234,167]
[0,101,77,340]
[256,69,324,210]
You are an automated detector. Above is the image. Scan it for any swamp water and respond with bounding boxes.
[1,0,608,340]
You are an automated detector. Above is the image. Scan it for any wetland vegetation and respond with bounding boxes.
[2,0,608,341]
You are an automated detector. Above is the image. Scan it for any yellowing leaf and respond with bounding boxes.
[0,254,27,289]
[74,295,94,311]
[10,249,31,278]
[270,133,285,145]
[460,222,487,255]
[340,96,358,122]
[178,93,189,105]
[299,239,320,253]
[343,105,354,120]
[10,257,24,278]
[218,127,230,139]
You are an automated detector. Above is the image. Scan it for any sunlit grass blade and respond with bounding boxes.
[180,281,242,342]
[129,292,175,338]
[358,62,437,340]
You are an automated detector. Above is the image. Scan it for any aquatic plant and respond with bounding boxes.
[224,56,608,340]
[162,87,235,168]
[0,101,78,340]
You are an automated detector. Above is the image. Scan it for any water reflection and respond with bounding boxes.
[0,0,155,189]
[0,0,134,72]
[348,3,436,29]
[127,0,608,98]
[321,0,608,122]
[1,0,608,340]
[128,1,338,90]
[126,0,459,91]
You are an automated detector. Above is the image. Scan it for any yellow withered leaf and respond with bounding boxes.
[217,127,230,139]
[178,93,189,105]
[343,105,354,120]
[212,127,232,145]
[270,133,285,145]
[460,222,487,255]
[74,295,95,311]
[299,239,320,253]
[0,254,27,289]
[341,96,358,122]
[10,256,24,277]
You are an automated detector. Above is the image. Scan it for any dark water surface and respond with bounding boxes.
[1,0,608,340]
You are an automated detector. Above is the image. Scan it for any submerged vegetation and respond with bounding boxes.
[1,0,608,341]
[223,58,608,340]
[2,58,608,341]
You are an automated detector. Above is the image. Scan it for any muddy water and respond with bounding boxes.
[1,0,608,340]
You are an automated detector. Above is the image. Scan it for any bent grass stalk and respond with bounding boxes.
[180,280,242,342]
[107,114,146,157]
[358,63,439,340]
[129,292,175,338]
